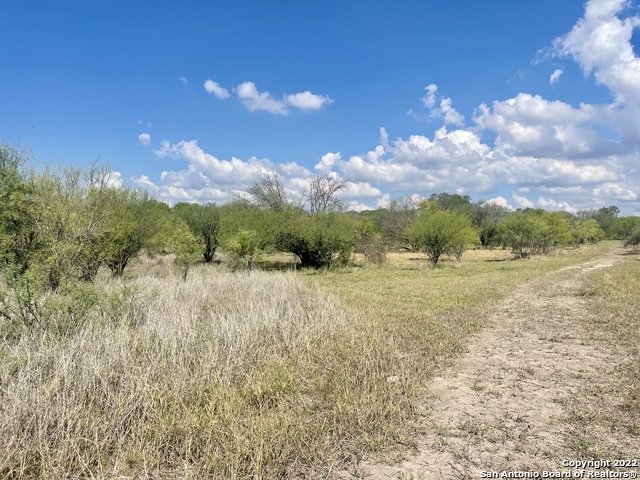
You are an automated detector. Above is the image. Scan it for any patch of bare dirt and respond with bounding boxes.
[342,249,639,479]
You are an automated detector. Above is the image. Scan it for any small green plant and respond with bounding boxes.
[168,218,203,280]
[226,229,262,270]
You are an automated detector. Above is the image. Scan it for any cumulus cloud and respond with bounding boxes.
[139,138,316,204]
[344,201,374,212]
[512,193,535,209]
[180,77,189,85]
[472,93,619,159]
[102,171,124,189]
[133,175,159,194]
[417,84,465,126]
[235,81,288,115]
[421,84,438,108]
[485,196,512,209]
[138,133,151,147]
[549,68,564,85]
[285,91,333,111]
[592,182,638,201]
[314,152,342,171]
[553,0,640,104]
[204,79,230,99]
[340,181,383,199]
[234,82,334,115]
[552,0,640,142]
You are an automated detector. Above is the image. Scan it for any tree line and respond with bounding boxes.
[2,142,639,295]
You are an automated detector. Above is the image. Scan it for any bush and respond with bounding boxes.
[571,218,604,245]
[101,191,168,277]
[174,202,221,262]
[623,228,640,249]
[404,208,478,266]
[169,218,204,280]
[355,219,386,265]
[276,212,356,269]
[225,229,262,270]
[497,211,551,258]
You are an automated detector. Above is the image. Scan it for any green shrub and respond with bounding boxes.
[225,229,263,270]
[174,202,221,262]
[497,211,550,258]
[404,207,478,266]
[276,212,355,269]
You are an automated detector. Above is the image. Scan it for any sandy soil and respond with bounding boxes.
[342,247,639,479]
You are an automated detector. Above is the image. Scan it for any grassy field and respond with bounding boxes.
[0,243,620,479]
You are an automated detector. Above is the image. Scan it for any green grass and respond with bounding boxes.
[0,243,613,479]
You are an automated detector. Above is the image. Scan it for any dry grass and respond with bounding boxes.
[0,263,410,479]
[566,251,640,455]
[0,244,612,479]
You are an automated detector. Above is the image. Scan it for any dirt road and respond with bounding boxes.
[344,246,639,479]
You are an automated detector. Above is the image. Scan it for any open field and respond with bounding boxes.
[1,242,636,479]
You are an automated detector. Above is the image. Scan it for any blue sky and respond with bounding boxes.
[2,0,640,214]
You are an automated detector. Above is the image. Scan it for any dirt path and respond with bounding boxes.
[344,247,638,479]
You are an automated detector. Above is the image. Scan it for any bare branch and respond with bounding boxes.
[307,172,347,215]
[247,170,289,211]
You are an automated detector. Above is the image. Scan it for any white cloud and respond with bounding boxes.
[99,171,123,189]
[512,194,535,209]
[554,0,640,104]
[536,196,578,213]
[472,93,617,159]
[438,97,465,126]
[421,84,438,108]
[552,0,640,143]
[344,201,374,212]
[417,84,465,126]
[340,181,383,199]
[285,91,333,111]
[280,161,313,178]
[204,79,230,99]
[235,81,288,115]
[180,77,189,85]
[592,182,638,200]
[549,68,564,85]
[233,82,333,115]
[153,139,172,157]
[485,196,512,209]
[138,133,151,147]
[141,138,318,204]
[315,152,341,171]
[133,175,159,194]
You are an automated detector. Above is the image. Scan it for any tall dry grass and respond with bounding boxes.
[0,262,412,479]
